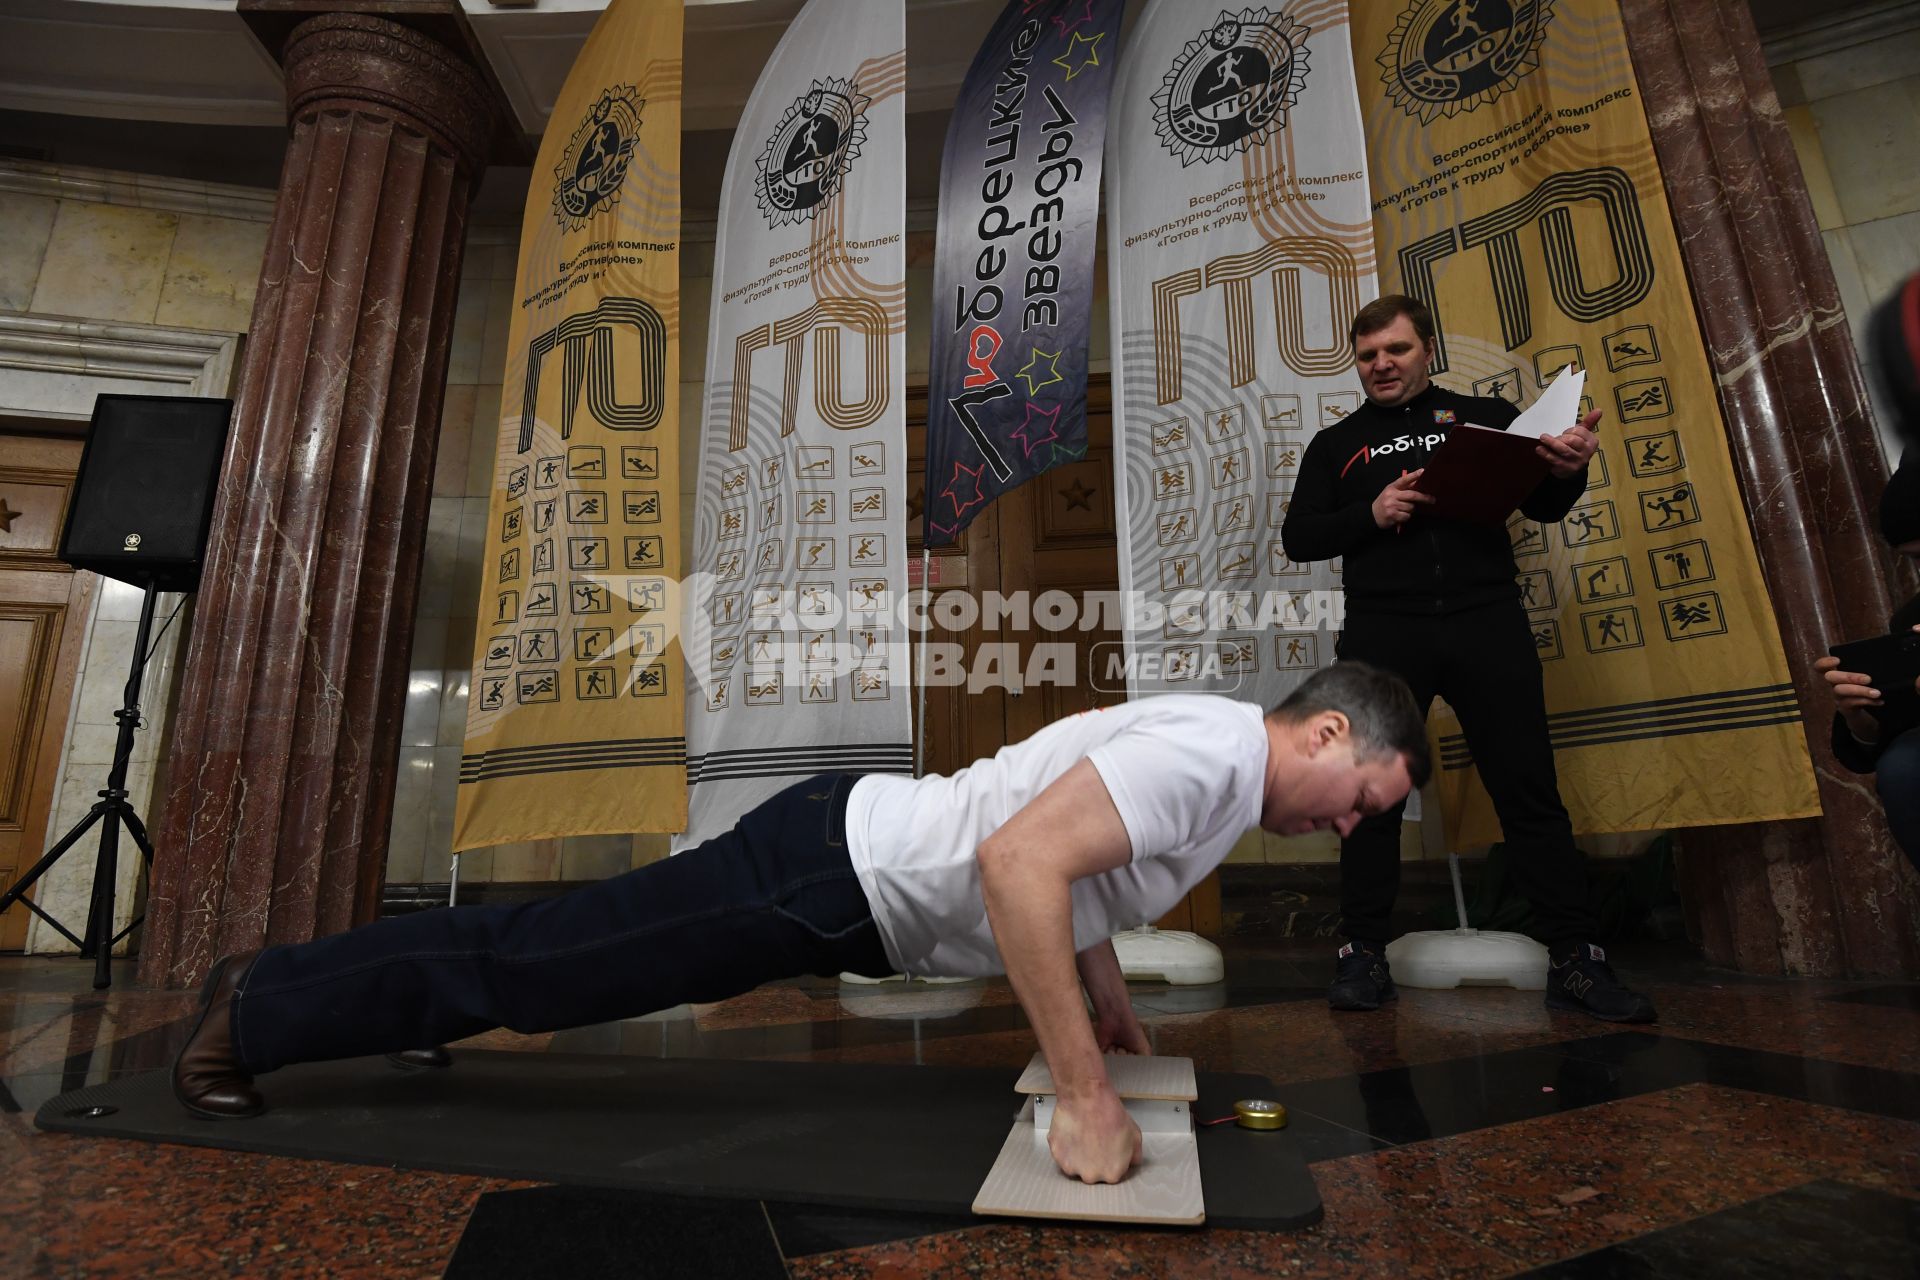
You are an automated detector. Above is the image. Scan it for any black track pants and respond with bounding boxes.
[1333,600,1596,946]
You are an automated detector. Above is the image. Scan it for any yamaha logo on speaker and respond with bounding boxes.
[122,533,141,551]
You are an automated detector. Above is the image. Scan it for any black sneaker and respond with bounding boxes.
[1545,942,1656,1023]
[1328,941,1396,1011]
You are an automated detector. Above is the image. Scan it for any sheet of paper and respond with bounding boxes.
[1510,364,1586,440]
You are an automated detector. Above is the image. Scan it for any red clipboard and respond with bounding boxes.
[1409,424,1550,528]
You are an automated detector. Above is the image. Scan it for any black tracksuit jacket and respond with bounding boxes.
[1280,383,1589,617]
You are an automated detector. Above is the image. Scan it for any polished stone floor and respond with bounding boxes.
[2,939,1916,1278]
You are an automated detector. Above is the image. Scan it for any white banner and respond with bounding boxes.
[682,0,910,845]
[1107,2,1376,704]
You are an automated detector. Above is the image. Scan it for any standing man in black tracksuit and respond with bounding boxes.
[1282,294,1655,1023]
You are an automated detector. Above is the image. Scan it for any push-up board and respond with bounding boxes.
[1013,1052,1197,1101]
[973,1128,1204,1225]
[973,1053,1205,1226]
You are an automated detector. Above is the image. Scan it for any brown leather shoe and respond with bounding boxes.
[172,951,265,1119]
[386,1047,452,1070]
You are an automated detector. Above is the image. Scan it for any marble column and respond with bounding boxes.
[1619,0,1920,976]
[138,14,496,988]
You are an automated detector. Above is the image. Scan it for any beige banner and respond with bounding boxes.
[454,0,686,849]
[1353,0,1818,842]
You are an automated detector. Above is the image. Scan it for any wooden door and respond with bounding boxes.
[996,381,1128,741]
[0,433,94,951]
[905,390,1009,780]
[907,380,1220,935]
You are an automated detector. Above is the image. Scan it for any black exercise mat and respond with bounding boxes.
[37,1050,1321,1229]
[443,1187,789,1280]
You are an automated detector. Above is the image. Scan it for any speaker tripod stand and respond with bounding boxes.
[0,584,164,989]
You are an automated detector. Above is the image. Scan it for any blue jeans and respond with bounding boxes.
[1878,728,1920,875]
[232,773,892,1075]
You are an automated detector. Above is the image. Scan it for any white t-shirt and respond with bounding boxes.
[844,695,1269,978]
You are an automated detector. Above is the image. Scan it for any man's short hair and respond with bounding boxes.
[1349,294,1436,349]
[1268,661,1431,788]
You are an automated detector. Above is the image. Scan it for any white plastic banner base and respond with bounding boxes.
[1386,929,1548,991]
[1112,926,1224,986]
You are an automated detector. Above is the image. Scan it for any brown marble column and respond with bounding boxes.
[1619,0,1920,976]
[138,13,497,988]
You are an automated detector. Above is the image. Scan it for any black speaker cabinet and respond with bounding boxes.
[58,394,233,592]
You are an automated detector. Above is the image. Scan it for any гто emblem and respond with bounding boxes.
[1378,0,1555,124]
[553,87,645,230]
[1153,8,1310,167]
[756,78,871,227]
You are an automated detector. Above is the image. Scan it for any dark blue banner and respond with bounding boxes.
[923,0,1124,547]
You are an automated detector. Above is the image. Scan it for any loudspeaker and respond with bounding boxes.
[58,394,233,592]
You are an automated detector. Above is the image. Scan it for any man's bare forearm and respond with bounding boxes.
[970,758,1142,1183]
[1075,940,1131,1022]
[980,845,1111,1100]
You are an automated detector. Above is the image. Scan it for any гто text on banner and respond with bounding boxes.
[681,0,910,846]
[455,0,685,850]
[1353,0,1818,840]
[1107,2,1378,706]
